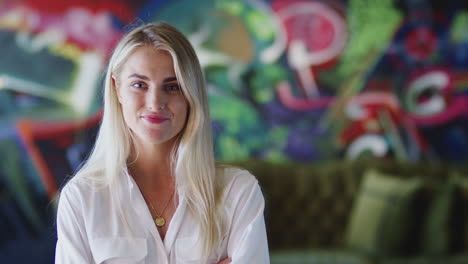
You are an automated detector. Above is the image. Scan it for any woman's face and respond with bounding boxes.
[114,46,188,148]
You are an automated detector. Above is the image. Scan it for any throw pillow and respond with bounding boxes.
[450,173,468,253]
[346,169,423,257]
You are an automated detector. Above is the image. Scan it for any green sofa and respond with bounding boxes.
[234,159,468,264]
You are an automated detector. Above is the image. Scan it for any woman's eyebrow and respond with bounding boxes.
[127,74,177,83]
[163,77,178,83]
[128,73,150,80]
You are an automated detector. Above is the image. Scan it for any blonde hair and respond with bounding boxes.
[75,22,224,255]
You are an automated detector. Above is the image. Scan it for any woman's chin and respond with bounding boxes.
[145,134,177,147]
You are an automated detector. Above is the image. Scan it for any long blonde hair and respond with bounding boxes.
[75,22,224,255]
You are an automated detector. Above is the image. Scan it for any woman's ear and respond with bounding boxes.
[111,75,122,103]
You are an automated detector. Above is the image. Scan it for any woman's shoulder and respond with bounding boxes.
[216,165,261,199]
[59,169,107,201]
[217,164,257,183]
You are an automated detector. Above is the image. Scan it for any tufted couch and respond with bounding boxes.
[234,159,468,264]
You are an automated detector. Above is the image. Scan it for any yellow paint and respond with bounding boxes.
[0,9,23,30]
[50,42,82,62]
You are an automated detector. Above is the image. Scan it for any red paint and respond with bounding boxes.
[404,27,437,60]
[14,111,103,198]
[24,0,146,22]
[25,110,103,140]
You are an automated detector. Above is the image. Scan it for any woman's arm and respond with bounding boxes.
[226,174,270,263]
[55,183,93,263]
[217,257,232,264]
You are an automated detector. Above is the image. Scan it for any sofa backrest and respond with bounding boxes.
[234,159,468,254]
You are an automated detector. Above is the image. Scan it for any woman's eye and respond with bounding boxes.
[165,84,180,92]
[132,82,146,89]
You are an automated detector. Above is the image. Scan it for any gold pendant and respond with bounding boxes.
[155,216,166,227]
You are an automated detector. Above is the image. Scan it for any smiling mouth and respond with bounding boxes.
[141,115,169,124]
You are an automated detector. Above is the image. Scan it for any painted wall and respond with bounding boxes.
[0,0,467,261]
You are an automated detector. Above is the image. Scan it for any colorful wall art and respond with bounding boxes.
[0,0,467,261]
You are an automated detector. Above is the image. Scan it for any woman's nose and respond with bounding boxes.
[146,89,167,111]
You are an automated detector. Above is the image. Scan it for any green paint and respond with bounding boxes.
[246,10,275,41]
[335,0,402,83]
[217,0,244,15]
[250,64,288,103]
[209,92,267,161]
[0,30,76,92]
[0,140,45,232]
[451,11,468,43]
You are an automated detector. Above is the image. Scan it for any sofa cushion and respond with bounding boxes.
[380,255,468,264]
[270,249,373,264]
[346,169,423,257]
[453,173,468,253]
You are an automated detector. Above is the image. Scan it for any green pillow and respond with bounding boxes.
[447,173,468,253]
[346,169,423,257]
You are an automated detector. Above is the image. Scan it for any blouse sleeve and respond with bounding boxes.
[55,182,93,263]
[227,173,270,263]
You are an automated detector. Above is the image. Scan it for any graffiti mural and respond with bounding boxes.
[0,0,135,261]
[0,0,468,261]
[150,0,468,163]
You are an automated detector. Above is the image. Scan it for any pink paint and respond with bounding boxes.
[63,8,122,53]
[272,0,347,98]
[276,81,334,110]
[4,5,122,54]
[405,96,468,126]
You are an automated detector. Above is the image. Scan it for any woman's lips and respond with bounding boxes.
[141,115,169,124]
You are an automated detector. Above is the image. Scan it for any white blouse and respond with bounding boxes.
[55,167,270,264]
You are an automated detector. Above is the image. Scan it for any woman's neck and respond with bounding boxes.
[128,140,176,190]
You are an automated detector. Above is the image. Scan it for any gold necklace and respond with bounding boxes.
[147,189,175,227]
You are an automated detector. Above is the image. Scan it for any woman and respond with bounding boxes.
[55,22,269,263]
